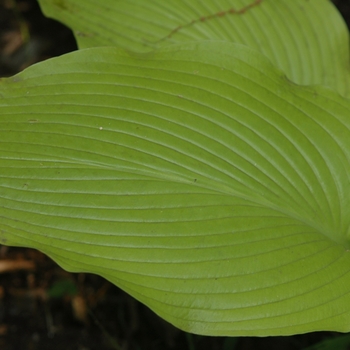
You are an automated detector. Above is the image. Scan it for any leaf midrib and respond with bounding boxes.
[2,149,339,247]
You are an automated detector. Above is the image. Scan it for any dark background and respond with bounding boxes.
[1,1,350,349]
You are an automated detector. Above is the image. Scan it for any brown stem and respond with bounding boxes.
[153,0,264,43]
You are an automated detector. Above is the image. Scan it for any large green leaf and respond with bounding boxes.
[38,0,350,96]
[1,42,350,336]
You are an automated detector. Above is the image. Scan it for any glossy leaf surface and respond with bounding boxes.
[1,42,350,335]
[39,0,350,96]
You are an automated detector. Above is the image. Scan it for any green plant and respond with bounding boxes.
[1,0,350,337]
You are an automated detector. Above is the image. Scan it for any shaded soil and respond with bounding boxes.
[0,0,76,76]
[1,1,350,349]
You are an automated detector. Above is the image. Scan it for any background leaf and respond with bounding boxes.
[1,42,350,336]
[303,334,350,350]
[38,0,350,96]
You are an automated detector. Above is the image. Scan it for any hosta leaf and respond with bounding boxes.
[1,42,350,336]
[38,0,350,96]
